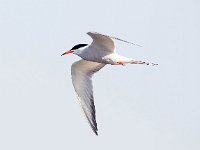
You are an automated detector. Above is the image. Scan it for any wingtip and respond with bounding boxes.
[91,123,98,136]
[94,130,98,136]
[91,125,98,136]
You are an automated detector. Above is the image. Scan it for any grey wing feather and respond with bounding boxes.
[71,59,105,135]
[87,32,115,52]
[87,32,142,50]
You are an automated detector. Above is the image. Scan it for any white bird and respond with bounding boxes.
[61,32,157,135]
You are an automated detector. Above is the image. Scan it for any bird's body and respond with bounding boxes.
[62,32,157,135]
[75,46,133,65]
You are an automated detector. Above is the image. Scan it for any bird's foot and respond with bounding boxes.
[116,61,125,66]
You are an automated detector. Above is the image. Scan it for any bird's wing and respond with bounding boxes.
[87,32,142,53]
[71,59,106,135]
[87,32,115,52]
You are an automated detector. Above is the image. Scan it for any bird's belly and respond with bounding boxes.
[102,53,134,65]
[83,54,129,65]
[83,57,108,64]
[81,51,111,64]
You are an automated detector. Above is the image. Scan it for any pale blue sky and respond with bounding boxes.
[0,0,200,149]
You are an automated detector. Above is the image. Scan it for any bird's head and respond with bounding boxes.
[61,44,88,56]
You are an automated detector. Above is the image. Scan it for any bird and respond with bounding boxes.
[61,32,157,135]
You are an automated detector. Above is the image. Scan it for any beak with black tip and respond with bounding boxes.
[61,50,74,56]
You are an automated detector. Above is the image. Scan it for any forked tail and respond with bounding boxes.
[130,60,158,66]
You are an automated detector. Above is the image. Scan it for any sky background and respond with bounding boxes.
[0,0,200,149]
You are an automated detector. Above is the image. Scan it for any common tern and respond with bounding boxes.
[61,32,157,135]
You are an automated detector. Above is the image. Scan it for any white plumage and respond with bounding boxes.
[62,32,157,135]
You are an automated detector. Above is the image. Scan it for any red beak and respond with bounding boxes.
[61,50,74,56]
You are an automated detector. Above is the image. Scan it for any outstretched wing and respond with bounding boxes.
[87,32,142,53]
[87,32,115,52]
[71,59,105,135]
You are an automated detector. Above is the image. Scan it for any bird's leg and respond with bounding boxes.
[130,60,158,66]
[116,61,126,66]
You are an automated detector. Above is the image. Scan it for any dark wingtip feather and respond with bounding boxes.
[81,105,98,136]
[89,118,98,136]
[95,131,98,136]
[92,128,98,136]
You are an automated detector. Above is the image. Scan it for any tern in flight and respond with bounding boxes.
[61,32,157,135]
